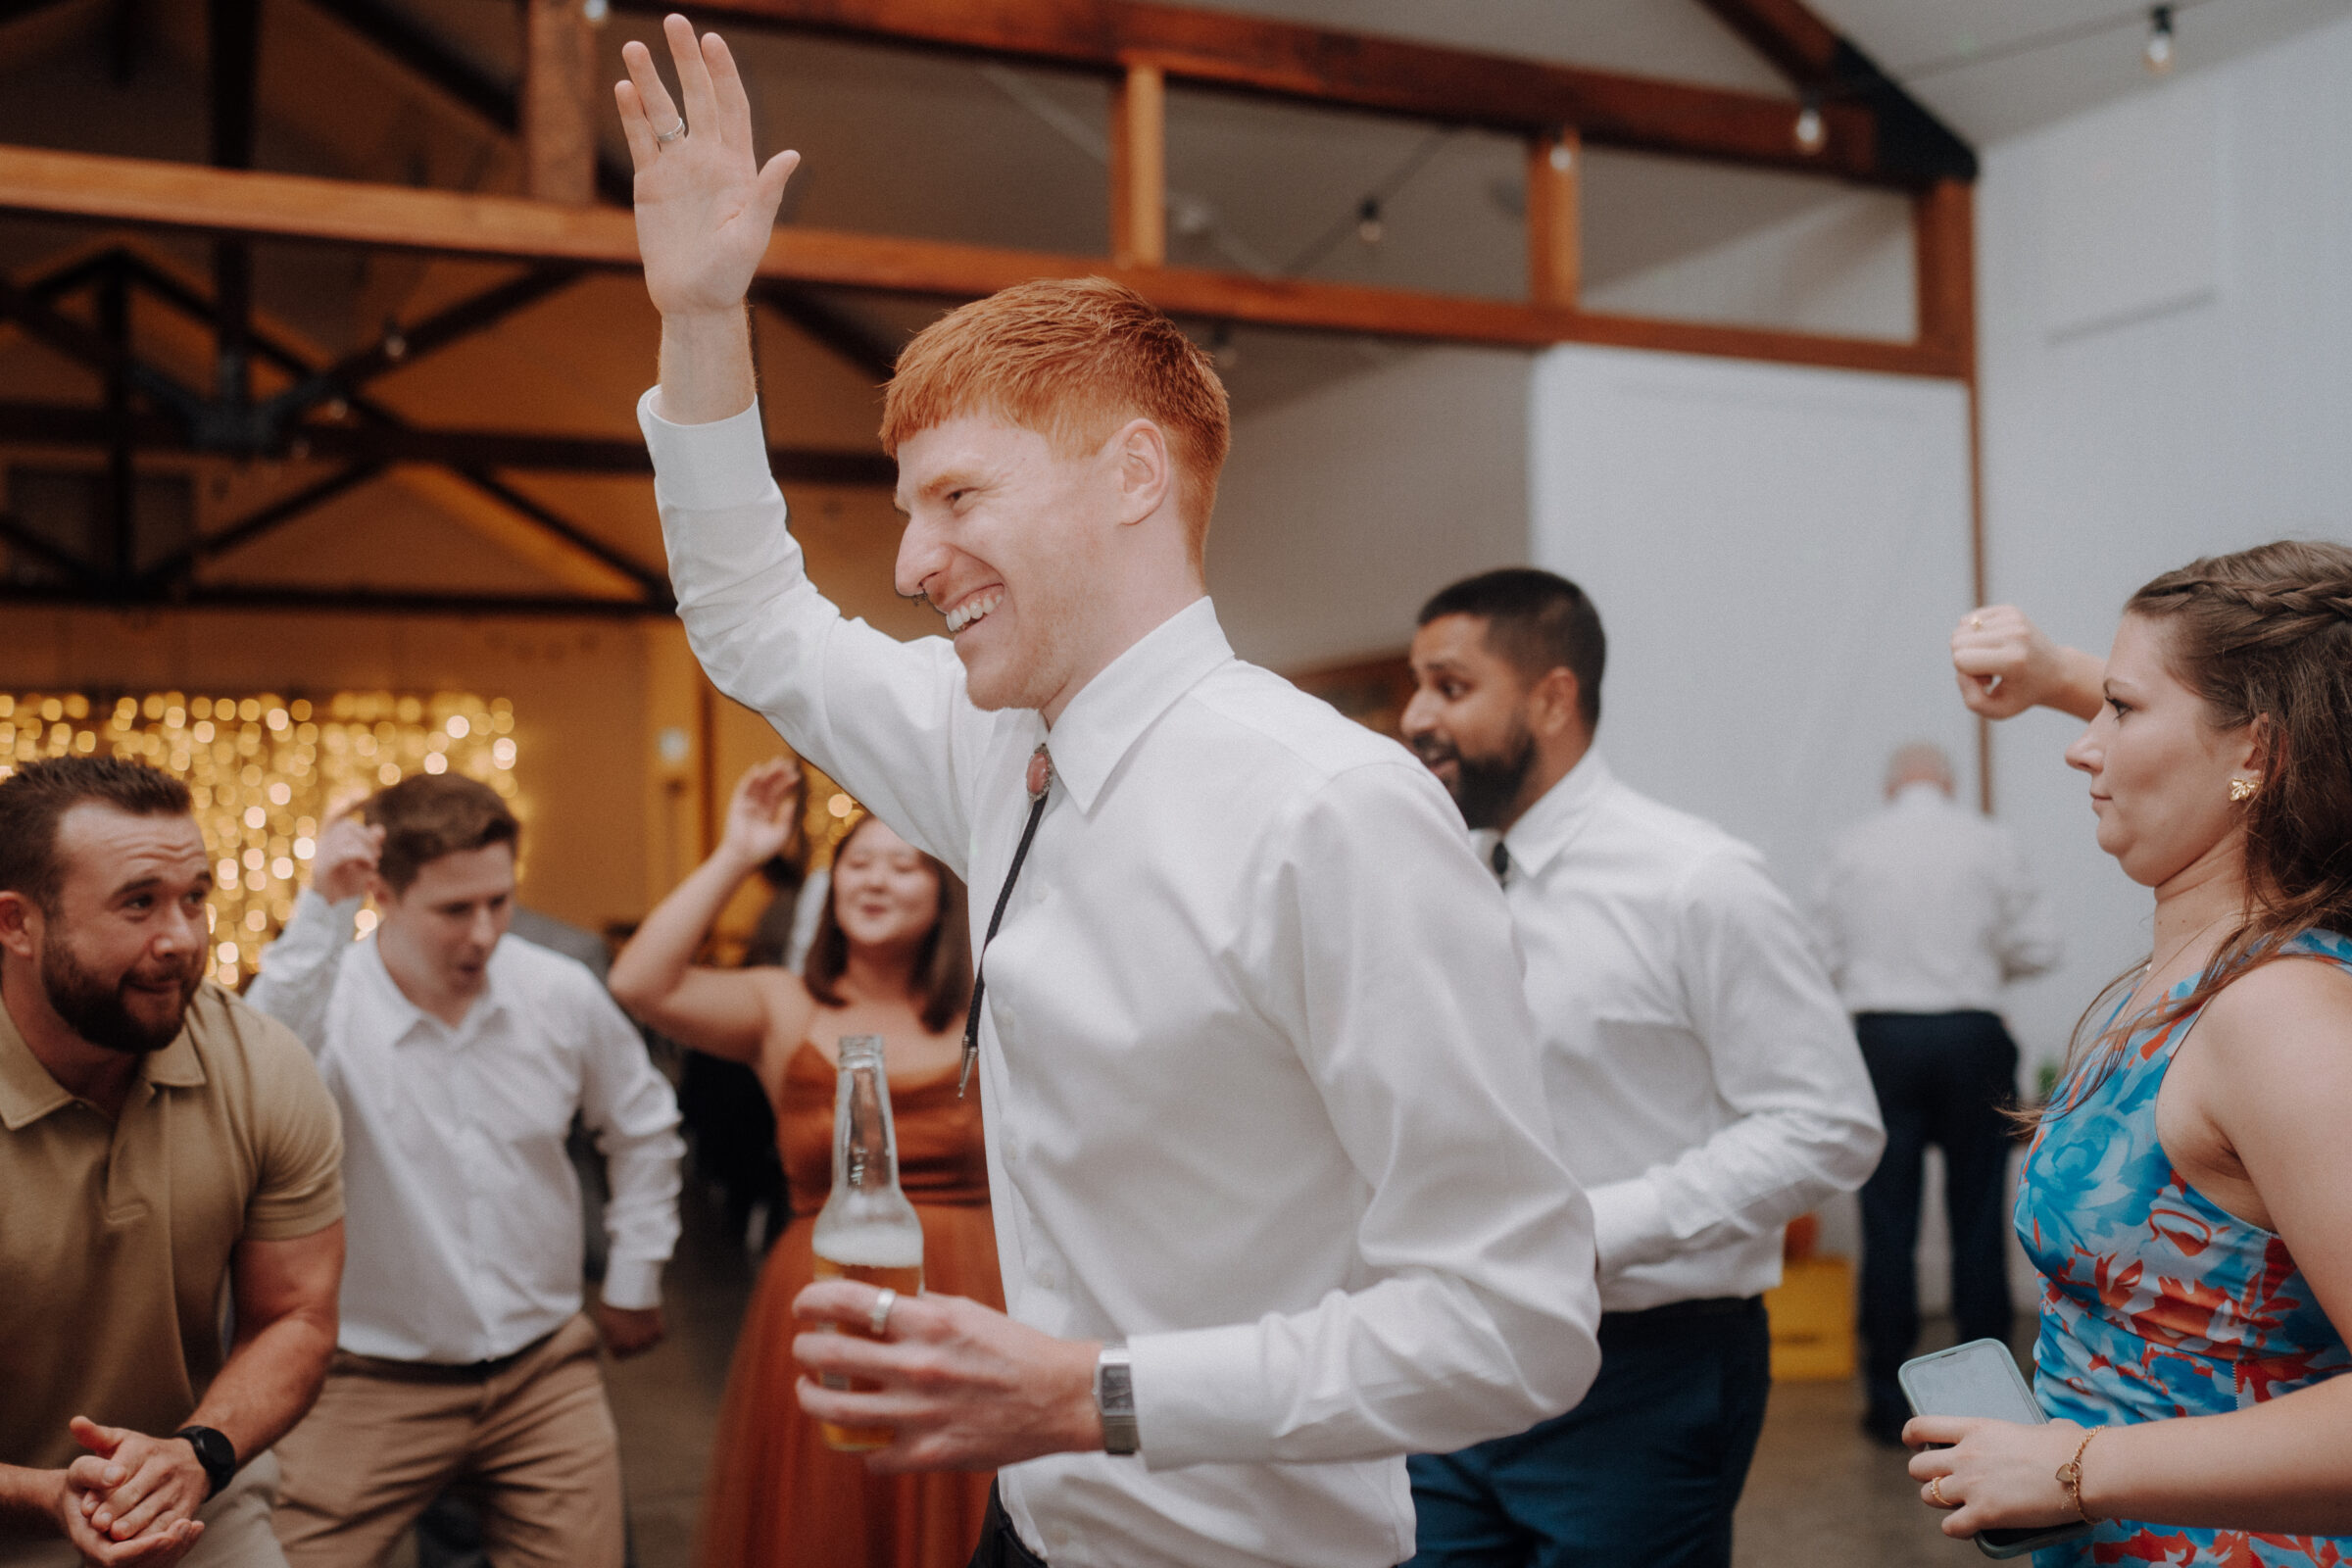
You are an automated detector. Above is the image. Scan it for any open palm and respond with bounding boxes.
[616,16,800,320]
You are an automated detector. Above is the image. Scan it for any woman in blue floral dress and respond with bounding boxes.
[1911,542,2352,1563]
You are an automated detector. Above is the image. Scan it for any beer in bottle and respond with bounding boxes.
[810,1035,925,1451]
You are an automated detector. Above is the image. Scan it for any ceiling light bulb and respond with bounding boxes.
[2144,6,2176,74]
[1355,197,1385,248]
[1792,100,1827,155]
[583,0,610,21]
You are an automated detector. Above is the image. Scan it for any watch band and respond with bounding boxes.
[172,1426,237,1500]
[1095,1343,1140,1456]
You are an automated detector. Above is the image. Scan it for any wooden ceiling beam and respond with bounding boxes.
[0,148,1965,377]
[608,0,1913,185]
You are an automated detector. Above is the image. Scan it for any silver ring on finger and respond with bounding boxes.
[867,1288,898,1339]
[655,118,687,145]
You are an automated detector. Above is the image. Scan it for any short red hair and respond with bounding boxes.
[879,277,1232,560]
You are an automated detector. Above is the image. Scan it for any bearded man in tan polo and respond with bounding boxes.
[0,757,347,1568]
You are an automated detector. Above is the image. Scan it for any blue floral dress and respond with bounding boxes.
[2017,928,2352,1567]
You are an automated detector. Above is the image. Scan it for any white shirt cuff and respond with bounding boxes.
[636,388,776,512]
[1126,1322,1275,1470]
[599,1258,663,1312]
[1588,1177,1674,1276]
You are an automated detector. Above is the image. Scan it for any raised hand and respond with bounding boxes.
[311,814,385,906]
[719,758,805,869]
[615,16,800,323]
[1951,605,2105,722]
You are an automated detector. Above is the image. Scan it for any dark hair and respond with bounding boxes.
[803,813,972,1034]
[1418,567,1607,731]
[362,773,519,893]
[0,756,192,911]
[2046,539,2352,1118]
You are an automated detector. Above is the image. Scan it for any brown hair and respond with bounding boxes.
[803,813,972,1035]
[879,277,1233,562]
[0,756,192,911]
[2045,539,2352,1117]
[362,774,519,893]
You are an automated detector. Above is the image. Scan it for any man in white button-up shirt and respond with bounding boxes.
[247,775,683,1568]
[1402,569,1884,1568]
[1813,743,2059,1446]
[612,20,1598,1568]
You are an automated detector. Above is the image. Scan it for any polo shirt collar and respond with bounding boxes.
[1044,596,1233,814]
[1498,747,1615,880]
[0,985,205,1130]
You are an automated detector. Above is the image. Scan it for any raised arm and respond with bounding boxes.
[246,816,380,1053]
[610,758,812,1065]
[1952,605,2106,721]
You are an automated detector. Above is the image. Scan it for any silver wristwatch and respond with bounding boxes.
[1095,1342,1140,1456]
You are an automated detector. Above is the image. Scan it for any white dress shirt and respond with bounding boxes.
[249,893,684,1362]
[641,391,1601,1568]
[1491,752,1884,1314]
[1812,782,2061,1015]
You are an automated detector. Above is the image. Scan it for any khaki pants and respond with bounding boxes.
[0,1452,285,1568]
[272,1315,623,1568]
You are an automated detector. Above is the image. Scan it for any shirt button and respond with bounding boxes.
[1034,1263,1060,1290]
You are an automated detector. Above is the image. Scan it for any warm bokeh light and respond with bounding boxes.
[0,690,518,983]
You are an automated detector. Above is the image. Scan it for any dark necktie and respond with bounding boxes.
[1490,840,1511,886]
[958,743,1053,1098]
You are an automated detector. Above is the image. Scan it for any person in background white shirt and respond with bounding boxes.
[612,19,1601,1568]
[247,774,684,1568]
[1813,742,2059,1446]
[1401,567,1884,1568]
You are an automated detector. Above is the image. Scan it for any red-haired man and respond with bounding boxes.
[619,19,1601,1568]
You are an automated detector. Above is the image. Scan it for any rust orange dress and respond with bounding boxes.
[695,1042,1002,1568]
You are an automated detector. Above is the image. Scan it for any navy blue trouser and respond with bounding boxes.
[1854,1010,2019,1425]
[1405,1297,1771,1568]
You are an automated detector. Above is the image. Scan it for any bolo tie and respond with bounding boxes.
[958,742,1054,1098]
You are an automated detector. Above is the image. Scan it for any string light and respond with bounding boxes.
[1354,197,1386,248]
[1792,94,1827,155]
[0,690,517,987]
[2144,6,2177,74]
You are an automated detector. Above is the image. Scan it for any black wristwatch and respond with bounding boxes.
[172,1426,237,1499]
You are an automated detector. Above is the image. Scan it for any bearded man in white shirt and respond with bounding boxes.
[246,775,685,1568]
[1813,742,2059,1447]
[612,18,1601,1568]
[1401,568,1884,1568]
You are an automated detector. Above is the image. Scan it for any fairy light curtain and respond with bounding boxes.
[0,691,517,988]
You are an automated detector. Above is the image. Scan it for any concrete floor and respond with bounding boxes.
[580,1187,1982,1568]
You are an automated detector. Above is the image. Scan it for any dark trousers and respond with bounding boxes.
[1405,1298,1771,1568]
[1856,1010,2020,1423]
[968,1485,1051,1568]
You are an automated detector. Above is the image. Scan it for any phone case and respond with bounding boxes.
[1899,1340,2092,1560]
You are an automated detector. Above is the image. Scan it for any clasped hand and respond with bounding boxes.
[790,1283,1102,1473]
[56,1416,210,1566]
[1906,1414,2085,1540]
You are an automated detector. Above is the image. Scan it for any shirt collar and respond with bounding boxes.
[1890,780,1951,811]
[1044,596,1234,813]
[1497,748,1616,880]
[0,985,205,1130]
[356,934,511,1043]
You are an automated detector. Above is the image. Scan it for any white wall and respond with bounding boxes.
[1975,11,2352,1073]
[1207,344,1533,671]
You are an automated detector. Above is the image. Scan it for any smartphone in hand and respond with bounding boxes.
[1900,1339,2093,1560]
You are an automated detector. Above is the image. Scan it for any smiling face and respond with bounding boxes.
[20,805,213,1054]
[1403,613,1553,832]
[2065,612,2261,889]
[893,414,1121,716]
[373,842,514,1016]
[828,818,943,956]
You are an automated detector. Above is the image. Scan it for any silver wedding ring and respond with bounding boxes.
[866,1288,898,1338]
[655,118,687,145]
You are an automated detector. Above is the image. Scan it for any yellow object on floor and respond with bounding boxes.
[1766,1255,1856,1381]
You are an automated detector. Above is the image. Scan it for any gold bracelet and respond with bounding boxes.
[2055,1426,2105,1524]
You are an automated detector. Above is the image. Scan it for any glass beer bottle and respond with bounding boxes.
[810,1035,925,1452]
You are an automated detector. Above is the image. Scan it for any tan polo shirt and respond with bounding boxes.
[0,981,343,1473]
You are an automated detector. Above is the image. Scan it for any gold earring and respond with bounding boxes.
[2230,777,2258,803]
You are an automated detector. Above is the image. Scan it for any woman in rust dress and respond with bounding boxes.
[610,760,999,1568]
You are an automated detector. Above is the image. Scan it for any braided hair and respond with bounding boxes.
[2058,540,2352,1100]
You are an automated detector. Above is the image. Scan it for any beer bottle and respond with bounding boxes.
[810,1034,925,1451]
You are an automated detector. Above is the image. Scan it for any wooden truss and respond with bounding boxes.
[0,0,1980,618]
